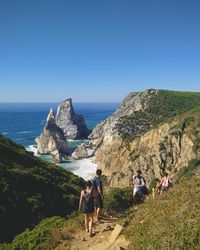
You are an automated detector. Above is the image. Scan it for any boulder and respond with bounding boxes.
[72,143,89,159]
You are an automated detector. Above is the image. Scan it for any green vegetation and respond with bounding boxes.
[124,173,200,249]
[116,90,200,141]
[0,217,65,250]
[104,187,133,213]
[177,158,200,179]
[0,135,85,243]
[148,178,158,190]
[0,213,83,250]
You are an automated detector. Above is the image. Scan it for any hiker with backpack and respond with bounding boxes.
[133,169,148,203]
[79,180,95,237]
[92,169,103,223]
[160,172,172,195]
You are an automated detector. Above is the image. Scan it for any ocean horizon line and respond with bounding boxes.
[0,102,120,104]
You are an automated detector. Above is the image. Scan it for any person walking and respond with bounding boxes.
[79,181,95,237]
[160,172,171,195]
[132,169,146,203]
[92,169,103,223]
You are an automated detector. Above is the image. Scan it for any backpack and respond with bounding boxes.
[92,176,97,191]
[134,176,146,185]
[84,191,93,203]
[162,177,171,188]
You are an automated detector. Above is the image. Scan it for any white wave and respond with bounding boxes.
[61,157,97,180]
[2,132,8,135]
[25,143,97,180]
[26,144,39,156]
[17,131,33,134]
[67,139,90,142]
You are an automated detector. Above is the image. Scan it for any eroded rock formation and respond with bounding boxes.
[56,99,90,140]
[72,143,89,159]
[35,108,68,163]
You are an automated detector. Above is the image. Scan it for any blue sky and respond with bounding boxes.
[0,0,200,102]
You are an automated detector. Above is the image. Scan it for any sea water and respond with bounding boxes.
[0,103,118,179]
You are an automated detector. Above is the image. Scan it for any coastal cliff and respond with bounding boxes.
[90,89,200,187]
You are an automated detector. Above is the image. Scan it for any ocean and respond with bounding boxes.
[0,103,118,179]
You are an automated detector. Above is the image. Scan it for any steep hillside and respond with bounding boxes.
[0,135,85,243]
[4,165,200,250]
[90,89,200,187]
[124,171,200,249]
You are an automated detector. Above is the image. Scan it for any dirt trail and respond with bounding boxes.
[56,215,130,250]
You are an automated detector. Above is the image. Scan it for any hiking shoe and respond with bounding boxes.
[89,232,95,238]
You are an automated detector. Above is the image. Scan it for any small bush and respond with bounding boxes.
[177,158,200,179]
[148,178,158,191]
[104,187,132,213]
[6,217,65,250]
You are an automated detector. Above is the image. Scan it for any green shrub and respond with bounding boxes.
[148,178,158,191]
[192,129,199,137]
[2,217,65,250]
[104,187,132,212]
[159,142,166,151]
[193,137,200,152]
[177,158,200,179]
[197,117,200,127]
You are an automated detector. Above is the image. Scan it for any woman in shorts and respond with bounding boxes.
[79,181,95,237]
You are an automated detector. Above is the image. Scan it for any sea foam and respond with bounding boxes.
[26,144,97,180]
[17,131,33,134]
[60,157,97,180]
[26,144,38,156]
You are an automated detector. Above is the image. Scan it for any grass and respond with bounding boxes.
[116,90,200,141]
[177,158,200,179]
[124,173,200,250]
[104,187,133,213]
[0,134,85,243]
[0,213,83,250]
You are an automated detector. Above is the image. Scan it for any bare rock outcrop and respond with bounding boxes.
[56,99,90,140]
[72,143,89,159]
[95,119,197,187]
[35,108,68,163]
[89,89,157,144]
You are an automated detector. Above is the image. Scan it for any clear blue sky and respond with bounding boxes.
[0,0,200,102]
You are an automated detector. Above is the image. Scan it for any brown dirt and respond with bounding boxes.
[55,215,130,250]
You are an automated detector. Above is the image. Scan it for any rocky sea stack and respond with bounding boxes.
[56,98,91,140]
[36,99,90,161]
[35,108,68,162]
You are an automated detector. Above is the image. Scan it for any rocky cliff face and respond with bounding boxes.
[91,89,200,187]
[35,108,68,163]
[56,99,90,140]
[89,89,157,143]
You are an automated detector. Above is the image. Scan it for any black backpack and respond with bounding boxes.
[134,176,146,185]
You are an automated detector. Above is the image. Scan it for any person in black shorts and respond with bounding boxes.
[92,169,103,223]
[79,181,94,237]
